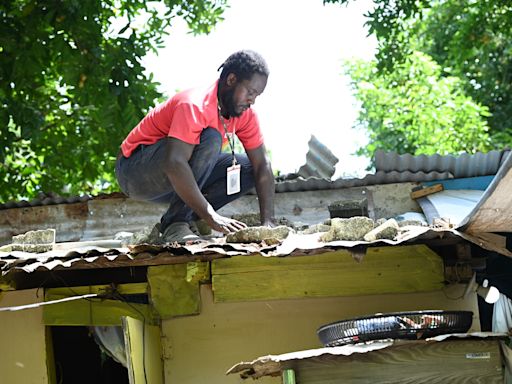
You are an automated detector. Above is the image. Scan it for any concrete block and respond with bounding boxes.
[320,217,375,242]
[226,226,291,244]
[12,229,56,253]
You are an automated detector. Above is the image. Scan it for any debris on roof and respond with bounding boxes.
[1,149,512,282]
[297,135,339,180]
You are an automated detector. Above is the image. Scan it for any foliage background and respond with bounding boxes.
[327,0,512,163]
[2,0,511,201]
[0,0,226,201]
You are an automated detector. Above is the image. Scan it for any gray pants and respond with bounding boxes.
[115,128,255,231]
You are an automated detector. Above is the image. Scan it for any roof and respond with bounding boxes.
[375,149,510,178]
[2,150,508,209]
[1,149,512,282]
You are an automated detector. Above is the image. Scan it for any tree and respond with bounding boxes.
[416,0,512,142]
[0,0,226,202]
[346,51,491,163]
[326,0,512,145]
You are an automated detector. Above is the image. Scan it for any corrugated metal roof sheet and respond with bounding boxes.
[0,226,453,278]
[3,222,512,280]
[275,171,452,193]
[375,150,510,178]
[2,151,507,209]
[0,194,91,210]
[297,135,339,179]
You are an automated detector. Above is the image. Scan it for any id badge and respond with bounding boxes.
[226,164,241,195]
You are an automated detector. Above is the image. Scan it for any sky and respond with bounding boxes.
[143,0,377,178]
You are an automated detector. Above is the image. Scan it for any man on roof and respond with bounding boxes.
[115,50,275,243]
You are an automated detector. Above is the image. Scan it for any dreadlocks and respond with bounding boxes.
[218,50,269,82]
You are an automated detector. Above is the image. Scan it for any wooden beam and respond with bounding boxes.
[212,245,444,303]
[410,183,444,199]
[46,282,148,296]
[123,316,164,384]
[147,262,209,319]
[43,282,154,326]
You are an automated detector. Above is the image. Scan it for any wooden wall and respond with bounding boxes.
[161,284,479,384]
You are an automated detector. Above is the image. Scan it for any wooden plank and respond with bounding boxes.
[43,297,153,326]
[147,262,209,318]
[411,184,444,199]
[45,327,57,384]
[293,339,503,384]
[46,282,148,296]
[43,283,153,326]
[123,316,164,384]
[212,245,444,303]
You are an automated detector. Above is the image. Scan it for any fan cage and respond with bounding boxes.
[317,310,473,347]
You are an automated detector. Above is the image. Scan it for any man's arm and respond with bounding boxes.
[163,137,246,233]
[246,144,275,226]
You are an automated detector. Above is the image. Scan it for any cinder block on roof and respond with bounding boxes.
[12,228,55,253]
[320,217,374,242]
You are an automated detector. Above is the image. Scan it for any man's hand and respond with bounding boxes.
[207,208,247,234]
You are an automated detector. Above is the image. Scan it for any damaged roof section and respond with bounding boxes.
[297,135,339,180]
[1,148,512,282]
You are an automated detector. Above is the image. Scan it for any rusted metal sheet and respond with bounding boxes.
[0,197,165,246]
[276,171,452,193]
[0,202,89,244]
[3,223,511,281]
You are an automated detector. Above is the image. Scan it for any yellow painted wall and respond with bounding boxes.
[161,284,479,384]
[0,289,49,384]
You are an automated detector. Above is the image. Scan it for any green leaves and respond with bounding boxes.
[346,51,492,166]
[0,0,226,202]
[328,0,512,149]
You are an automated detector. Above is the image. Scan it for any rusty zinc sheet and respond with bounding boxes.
[1,225,511,279]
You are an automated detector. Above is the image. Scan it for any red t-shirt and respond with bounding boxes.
[121,81,264,157]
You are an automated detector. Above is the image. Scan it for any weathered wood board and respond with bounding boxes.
[212,245,444,302]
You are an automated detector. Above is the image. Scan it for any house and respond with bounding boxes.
[1,149,511,383]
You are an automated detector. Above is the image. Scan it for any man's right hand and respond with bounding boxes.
[206,208,247,234]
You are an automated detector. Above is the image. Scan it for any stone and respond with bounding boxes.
[363,218,399,242]
[12,228,56,253]
[232,213,261,227]
[397,220,426,227]
[320,217,375,242]
[301,224,331,235]
[226,226,291,243]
